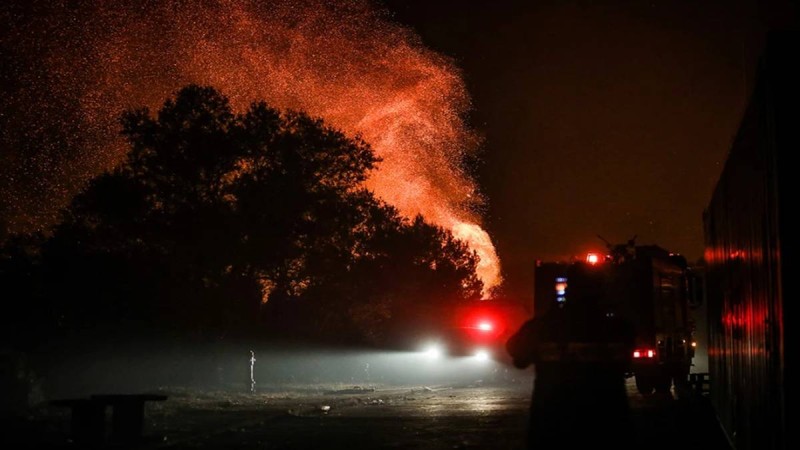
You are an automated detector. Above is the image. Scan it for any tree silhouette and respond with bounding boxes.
[5,85,483,345]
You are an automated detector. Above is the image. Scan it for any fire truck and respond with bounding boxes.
[534,241,699,394]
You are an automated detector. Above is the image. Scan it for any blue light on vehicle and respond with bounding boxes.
[555,277,567,296]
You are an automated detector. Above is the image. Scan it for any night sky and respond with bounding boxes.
[384,0,797,300]
[2,0,798,302]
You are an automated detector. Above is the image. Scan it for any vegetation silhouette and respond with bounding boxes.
[1,85,483,348]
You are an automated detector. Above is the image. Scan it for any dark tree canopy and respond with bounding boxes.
[1,85,483,347]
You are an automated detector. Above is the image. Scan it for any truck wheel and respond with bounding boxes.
[672,365,691,397]
[635,376,654,395]
[654,373,672,394]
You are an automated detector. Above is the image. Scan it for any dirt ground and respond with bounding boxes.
[5,372,732,450]
[149,381,530,449]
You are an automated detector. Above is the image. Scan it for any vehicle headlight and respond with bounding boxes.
[422,344,444,359]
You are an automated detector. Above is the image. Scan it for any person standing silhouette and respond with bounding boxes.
[249,350,256,394]
[507,262,635,449]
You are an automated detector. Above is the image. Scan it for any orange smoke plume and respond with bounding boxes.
[5,0,502,293]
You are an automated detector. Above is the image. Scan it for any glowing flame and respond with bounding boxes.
[3,0,502,292]
[451,222,502,295]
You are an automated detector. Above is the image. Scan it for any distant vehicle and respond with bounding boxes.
[419,298,530,363]
[534,242,701,394]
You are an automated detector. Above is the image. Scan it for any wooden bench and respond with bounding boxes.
[50,398,107,446]
[92,394,167,442]
[51,394,167,445]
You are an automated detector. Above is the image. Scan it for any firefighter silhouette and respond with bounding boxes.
[507,262,636,449]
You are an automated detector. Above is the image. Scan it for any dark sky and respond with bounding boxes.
[383,0,797,299]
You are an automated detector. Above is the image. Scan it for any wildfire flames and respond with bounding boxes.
[1,0,502,292]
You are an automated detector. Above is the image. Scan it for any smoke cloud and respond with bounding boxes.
[1,0,501,291]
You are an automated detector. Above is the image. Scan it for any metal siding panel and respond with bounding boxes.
[704,32,795,450]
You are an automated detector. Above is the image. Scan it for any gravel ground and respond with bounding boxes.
[4,370,732,450]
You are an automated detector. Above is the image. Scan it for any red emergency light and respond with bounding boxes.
[477,321,493,332]
[460,314,501,342]
[585,252,601,265]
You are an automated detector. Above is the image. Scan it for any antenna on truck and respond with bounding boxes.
[597,234,637,264]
